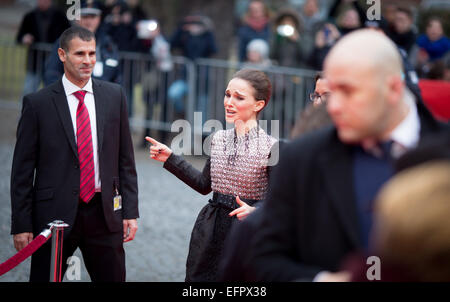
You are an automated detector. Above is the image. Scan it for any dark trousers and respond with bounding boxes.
[29,193,125,282]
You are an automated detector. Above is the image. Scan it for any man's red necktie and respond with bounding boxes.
[73,90,95,203]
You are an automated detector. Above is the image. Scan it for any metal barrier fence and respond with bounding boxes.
[0,41,317,139]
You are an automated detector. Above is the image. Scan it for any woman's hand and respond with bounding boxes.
[228,196,256,221]
[145,136,173,163]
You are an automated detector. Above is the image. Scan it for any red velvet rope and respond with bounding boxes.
[0,234,49,276]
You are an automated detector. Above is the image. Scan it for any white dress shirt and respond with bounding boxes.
[389,98,421,158]
[62,74,101,191]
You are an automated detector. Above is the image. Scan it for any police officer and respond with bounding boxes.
[44,0,121,86]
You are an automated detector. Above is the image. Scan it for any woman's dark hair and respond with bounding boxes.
[59,26,96,51]
[231,69,272,111]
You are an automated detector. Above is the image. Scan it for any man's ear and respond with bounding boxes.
[387,74,404,105]
[57,47,66,63]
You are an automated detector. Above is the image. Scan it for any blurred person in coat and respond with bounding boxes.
[16,0,70,95]
[237,0,271,62]
[250,29,447,282]
[344,159,450,281]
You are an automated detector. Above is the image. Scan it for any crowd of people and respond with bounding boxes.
[9,0,450,283]
[17,1,450,93]
[237,0,450,78]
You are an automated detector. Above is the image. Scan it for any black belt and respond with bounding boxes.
[209,192,259,210]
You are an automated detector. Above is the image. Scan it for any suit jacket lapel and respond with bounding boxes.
[92,79,106,153]
[52,80,78,159]
[416,100,442,140]
[318,132,361,248]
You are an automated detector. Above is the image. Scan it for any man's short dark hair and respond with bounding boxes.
[59,26,96,51]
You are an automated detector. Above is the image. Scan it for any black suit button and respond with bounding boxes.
[73,190,78,195]
[74,164,79,169]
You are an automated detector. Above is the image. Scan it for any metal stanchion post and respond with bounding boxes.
[48,220,69,282]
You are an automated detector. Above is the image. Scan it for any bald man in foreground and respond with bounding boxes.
[250,29,447,282]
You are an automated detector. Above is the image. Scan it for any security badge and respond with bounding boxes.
[113,182,122,211]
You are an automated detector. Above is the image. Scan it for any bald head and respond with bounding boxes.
[325,29,403,79]
[324,29,410,144]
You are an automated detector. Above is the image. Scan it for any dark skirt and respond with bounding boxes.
[185,203,236,282]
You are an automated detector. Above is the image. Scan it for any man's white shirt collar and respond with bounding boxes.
[390,98,421,151]
[62,74,93,96]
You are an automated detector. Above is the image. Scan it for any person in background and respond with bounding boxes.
[415,17,450,78]
[364,18,421,102]
[309,22,341,70]
[170,14,217,126]
[243,39,272,68]
[125,0,147,23]
[139,19,174,146]
[298,0,327,36]
[44,0,121,88]
[271,8,313,69]
[237,0,271,62]
[344,160,450,281]
[290,101,333,140]
[382,3,397,35]
[309,72,330,107]
[105,0,148,52]
[104,1,148,118]
[417,53,450,122]
[334,6,363,36]
[16,0,70,95]
[309,0,367,70]
[170,14,217,61]
[387,7,417,58]
[328,0,366,35]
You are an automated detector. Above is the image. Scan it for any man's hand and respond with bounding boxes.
[13,232,34,251]
[123,219,138,242]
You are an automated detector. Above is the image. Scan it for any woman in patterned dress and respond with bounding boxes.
[146,69,277,281]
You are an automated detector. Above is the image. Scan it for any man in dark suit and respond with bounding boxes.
[251,29,447,282]
[10,26,139,282]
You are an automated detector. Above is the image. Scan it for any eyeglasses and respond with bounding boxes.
[309,92,330,103]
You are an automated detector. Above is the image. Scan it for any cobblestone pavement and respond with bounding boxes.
[0,104,209,282]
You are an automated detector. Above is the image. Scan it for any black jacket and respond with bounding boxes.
[250,101,447,281]
[16,6,70,72]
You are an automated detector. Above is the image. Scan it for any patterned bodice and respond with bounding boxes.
[209,126,277,200]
